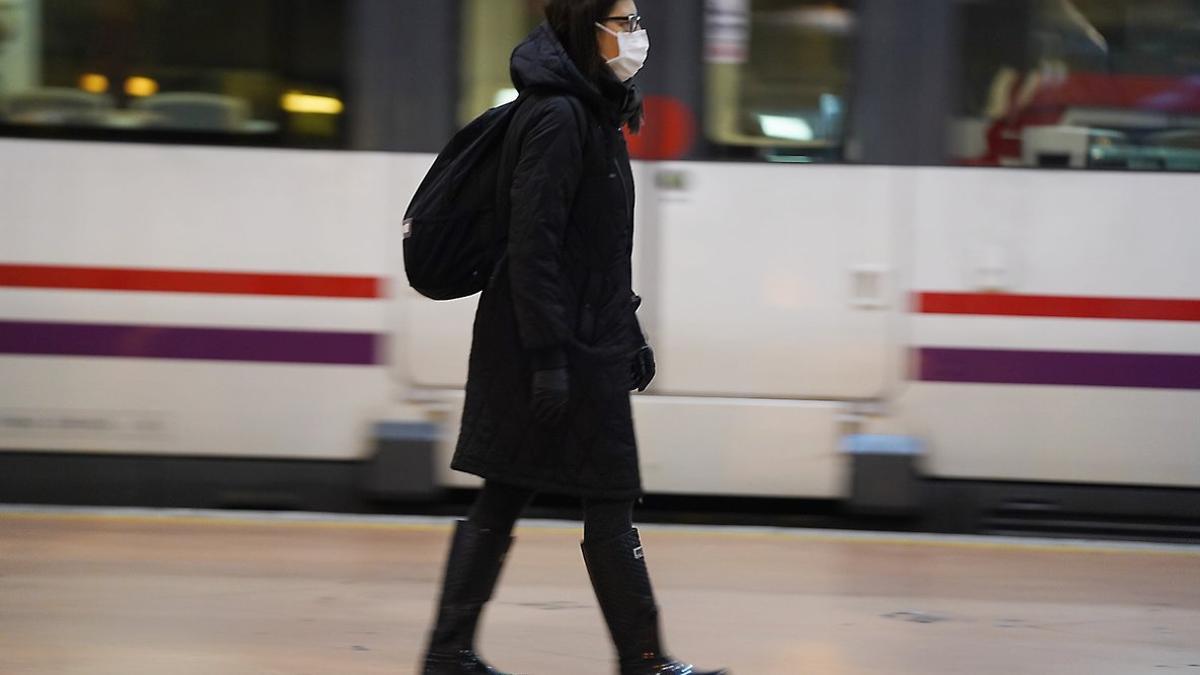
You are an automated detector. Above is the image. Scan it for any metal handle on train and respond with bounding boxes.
[850,264,889,310]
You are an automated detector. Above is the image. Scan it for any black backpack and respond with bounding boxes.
[403,92,586,301]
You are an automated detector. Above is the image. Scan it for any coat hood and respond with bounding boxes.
[510,23,642,128]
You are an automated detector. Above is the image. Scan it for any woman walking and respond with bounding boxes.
[420,1,727,674]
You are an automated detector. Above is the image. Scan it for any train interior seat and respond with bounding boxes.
[0,87,114,125]
[132,92,251,132]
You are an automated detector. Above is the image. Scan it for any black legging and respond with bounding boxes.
[466,480,634,543]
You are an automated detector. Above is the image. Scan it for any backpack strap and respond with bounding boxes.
[491,91,592,254]
[561,94,591,150]
[503,91,591,163]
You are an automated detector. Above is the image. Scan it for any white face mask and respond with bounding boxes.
[595,23,649,82]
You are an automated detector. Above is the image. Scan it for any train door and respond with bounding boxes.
[648,0,902,398]
[633,0,899,401]
[623,0,902,497]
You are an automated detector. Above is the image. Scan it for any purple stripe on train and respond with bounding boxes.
[0,320,379,366]
[918,347,1200,390]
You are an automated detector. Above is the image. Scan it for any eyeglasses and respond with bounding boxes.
[600,13,643,32]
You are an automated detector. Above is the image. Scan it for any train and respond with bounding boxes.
[1,0,1197,536]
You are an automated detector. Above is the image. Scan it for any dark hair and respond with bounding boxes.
[544,0,616,84]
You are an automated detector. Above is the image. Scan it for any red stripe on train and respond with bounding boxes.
[0,264,382,299]
[917,292,1200,322]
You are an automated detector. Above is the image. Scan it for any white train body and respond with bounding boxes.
[3,137,1197,499]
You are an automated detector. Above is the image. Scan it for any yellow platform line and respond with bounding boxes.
[3,508,1198,557]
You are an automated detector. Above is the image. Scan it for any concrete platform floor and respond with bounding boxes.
[1,508,1198,674]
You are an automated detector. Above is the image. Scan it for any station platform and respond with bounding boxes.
[1,507,1197,674]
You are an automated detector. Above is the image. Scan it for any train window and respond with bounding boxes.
[456,0,542,125]
[951,0,1200,171]
[704,0,855,162]
[0,0,347,148]
[458,0,543,127]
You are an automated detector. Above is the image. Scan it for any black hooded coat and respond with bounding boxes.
[449,24,646,499]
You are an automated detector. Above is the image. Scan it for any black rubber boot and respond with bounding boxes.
[422,520,515,675]
[582,528,729,675]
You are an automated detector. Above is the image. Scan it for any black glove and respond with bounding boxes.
[630,345,656,392]
[531,368,569,425]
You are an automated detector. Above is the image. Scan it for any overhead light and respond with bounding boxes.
[79,73,109,94]
[281,91,344,115]
[125,76,159,97]
[759,114,814,142]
